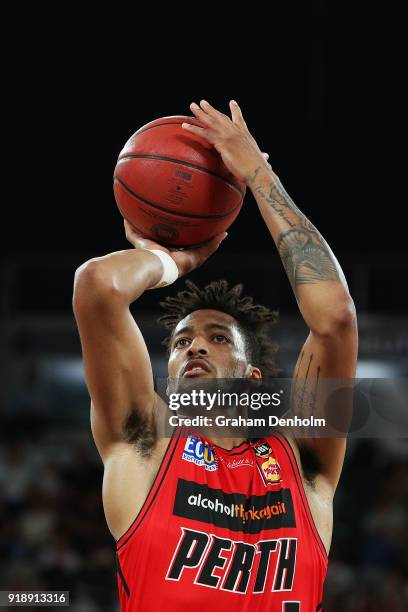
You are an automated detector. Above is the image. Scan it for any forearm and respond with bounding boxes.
[247,166,355,334]
[74,249,163,307]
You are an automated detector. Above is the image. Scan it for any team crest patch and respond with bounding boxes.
[253,441,282,486]
[182,434,218,471]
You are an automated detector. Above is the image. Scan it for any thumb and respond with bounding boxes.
[172,231,228,276]
[194,231,228,259]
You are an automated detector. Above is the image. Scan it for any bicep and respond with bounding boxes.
[292,321,358,490]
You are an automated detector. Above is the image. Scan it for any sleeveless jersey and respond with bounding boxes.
[115,429,328,611]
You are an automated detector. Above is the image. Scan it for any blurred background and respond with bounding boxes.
[2,3,407,610]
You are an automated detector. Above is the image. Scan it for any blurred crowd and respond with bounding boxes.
[0,412,407,611]
[0,417,117,611]
[325,439,408,610]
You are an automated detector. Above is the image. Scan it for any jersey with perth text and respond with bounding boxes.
[115,428,328,611]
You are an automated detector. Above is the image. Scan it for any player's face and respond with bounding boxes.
[167,309,251,379]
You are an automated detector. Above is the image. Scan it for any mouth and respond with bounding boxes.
[182,359,211,377]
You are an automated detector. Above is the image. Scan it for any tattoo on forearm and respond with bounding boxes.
[249,167,263,185]
[253,171,304,227]
[278,227,339,290]
[251,169,340,290]
[254,184,296,227]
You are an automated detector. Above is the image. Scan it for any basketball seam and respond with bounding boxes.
[116,154,245,197]
[134,119,197,136]
[113,176,242,220]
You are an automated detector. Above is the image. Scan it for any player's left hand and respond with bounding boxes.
[182,100,271,184]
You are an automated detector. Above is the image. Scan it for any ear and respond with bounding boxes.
[245,364,262,379]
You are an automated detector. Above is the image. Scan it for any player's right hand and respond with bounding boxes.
[124,220,227,276]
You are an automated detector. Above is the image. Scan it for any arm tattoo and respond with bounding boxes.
[252,169,340,290]
[278,227,340,291]
[253,172,305,226]
[293,352,321,417]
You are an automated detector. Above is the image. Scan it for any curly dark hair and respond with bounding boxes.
[158,279,279,377]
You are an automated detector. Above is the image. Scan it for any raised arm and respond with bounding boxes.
[183,99,358,491]
[247,166,357,490]
[73,227,226,462]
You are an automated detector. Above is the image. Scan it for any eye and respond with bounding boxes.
[174,337,191,348]
[212,334,230,343]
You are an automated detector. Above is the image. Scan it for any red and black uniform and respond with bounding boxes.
[116,429,327,611]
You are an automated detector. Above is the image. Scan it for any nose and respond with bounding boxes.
[187,336,209,357]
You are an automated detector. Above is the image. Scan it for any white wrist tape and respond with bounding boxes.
[145,249,179,289]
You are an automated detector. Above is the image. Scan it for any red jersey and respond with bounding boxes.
[115,429,327,611]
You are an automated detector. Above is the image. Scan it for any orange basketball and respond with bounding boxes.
[113,116,246,247]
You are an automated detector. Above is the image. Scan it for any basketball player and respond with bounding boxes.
[73,100,357,611]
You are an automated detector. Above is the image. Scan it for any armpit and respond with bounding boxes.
[122,410,157,457]
[298,441,323,487]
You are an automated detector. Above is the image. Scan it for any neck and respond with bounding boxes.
[194,425,246,450]
[210,435,246,450]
